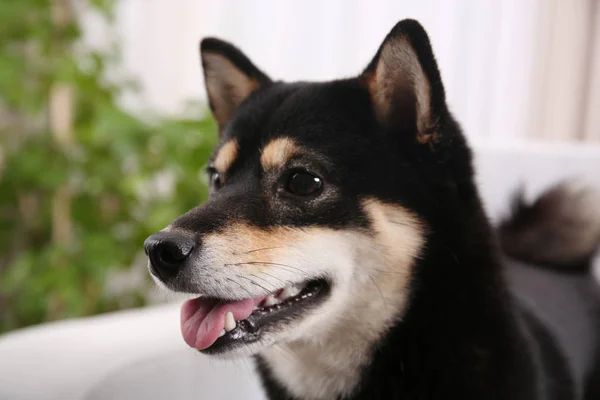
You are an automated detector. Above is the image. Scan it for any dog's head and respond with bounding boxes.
[145,19,473,358]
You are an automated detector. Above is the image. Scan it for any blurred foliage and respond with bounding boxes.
[0,0,217,332]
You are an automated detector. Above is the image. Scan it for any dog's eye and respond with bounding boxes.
[210,171,222,189]
[286,171,322,196]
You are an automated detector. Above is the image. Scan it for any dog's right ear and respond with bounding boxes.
[200,38,271,130]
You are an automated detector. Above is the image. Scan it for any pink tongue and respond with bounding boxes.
[180,296,266,350]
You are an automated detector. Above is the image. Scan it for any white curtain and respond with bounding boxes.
[104,0,600,143]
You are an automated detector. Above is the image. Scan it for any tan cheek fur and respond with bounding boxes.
[197,199,424,399]
[261,199,424,400]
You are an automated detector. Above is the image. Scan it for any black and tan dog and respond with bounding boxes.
[144,19,600,400]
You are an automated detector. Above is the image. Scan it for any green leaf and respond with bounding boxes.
[0,0,218,333]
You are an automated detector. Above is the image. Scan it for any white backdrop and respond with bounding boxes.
[101,0,599,143]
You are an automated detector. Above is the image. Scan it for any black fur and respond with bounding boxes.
[151,19,600,399]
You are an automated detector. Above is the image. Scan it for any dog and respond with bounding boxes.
[144,19,600,400]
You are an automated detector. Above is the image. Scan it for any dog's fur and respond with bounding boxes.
[148,20,600,399]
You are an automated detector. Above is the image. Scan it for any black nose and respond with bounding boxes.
[144,231,196,280]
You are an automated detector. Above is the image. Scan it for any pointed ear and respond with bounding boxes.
[200,38,271,129]
[362,19,446,145]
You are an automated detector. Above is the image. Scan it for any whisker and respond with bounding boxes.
[444,245,462,267]
[270,264,310,277]
[226,261,308,276]
[237,275,271,295]
[248,273,279,291]
[255,271,294,287]
[225,277,254,298]
[238,246,286,254]
[368,274,388,312]
[372,268,406,276]
[388,219,413,228]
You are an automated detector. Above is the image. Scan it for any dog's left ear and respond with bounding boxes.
[200,38,272,130]
[362,19,446,145]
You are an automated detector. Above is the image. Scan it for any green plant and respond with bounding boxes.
[0,0,217,332]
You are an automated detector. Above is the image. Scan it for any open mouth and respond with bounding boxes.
[180,279,330,354]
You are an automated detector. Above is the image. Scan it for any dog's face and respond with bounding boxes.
[145,20,468,359]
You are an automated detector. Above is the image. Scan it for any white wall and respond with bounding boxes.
[108,0,599,143]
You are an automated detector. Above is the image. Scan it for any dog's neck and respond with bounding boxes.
[255,232,535,400]
[257,323,375,400]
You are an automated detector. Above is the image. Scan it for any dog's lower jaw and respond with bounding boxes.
[255,275,410,400]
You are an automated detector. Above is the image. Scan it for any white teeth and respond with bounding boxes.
[280,285,302,300]
[218,329,226,338]
[263,295,278,307]
[224,311,236,332]
[254,284,307,310]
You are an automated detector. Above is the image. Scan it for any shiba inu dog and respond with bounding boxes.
[144,19,600,400]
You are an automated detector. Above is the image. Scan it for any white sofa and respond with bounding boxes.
[1,141,600,400]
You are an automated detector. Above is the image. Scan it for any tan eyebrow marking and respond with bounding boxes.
[213,138,239,173]
[260,137,300,170]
